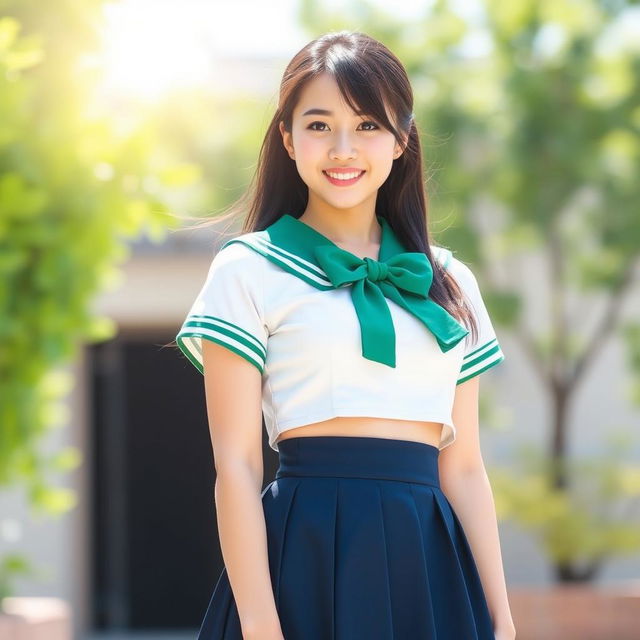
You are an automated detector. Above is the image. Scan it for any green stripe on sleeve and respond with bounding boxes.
[176,314,266,374]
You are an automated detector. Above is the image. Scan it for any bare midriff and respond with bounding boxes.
[275,416,444,449]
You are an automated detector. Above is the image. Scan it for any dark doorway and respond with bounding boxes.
[89,331,277,632]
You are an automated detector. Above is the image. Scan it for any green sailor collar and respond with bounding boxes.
[223,213,469,368]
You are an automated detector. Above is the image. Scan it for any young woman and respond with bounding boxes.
[176,31,516,640]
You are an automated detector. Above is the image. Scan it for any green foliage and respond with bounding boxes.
[489,432,640,567]
[0,553,40,602]
[0,4,187,493]
[0,1,199,599]
[622,321,640,405]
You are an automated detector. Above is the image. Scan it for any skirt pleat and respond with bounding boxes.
[196,435,495,640]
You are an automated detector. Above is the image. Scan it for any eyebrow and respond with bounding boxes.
[301,108,366,117]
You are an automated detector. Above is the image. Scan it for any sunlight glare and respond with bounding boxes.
[99,0,214,100]
[98,0,306,101]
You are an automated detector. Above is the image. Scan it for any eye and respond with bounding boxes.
[306,120,379,132]
[307,121,328,131]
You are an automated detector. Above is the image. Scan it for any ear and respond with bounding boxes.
[393,131,409,159]
[279,121,295,160]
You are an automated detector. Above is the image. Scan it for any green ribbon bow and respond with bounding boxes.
[313,244,469,367]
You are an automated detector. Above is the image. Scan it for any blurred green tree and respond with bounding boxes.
[0,0,193,598]
[297,0,640,582]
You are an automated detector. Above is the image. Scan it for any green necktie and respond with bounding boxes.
[314,244,469,367]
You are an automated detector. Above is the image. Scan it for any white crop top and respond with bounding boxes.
[176,213,505,452]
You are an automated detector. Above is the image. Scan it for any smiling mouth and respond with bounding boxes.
[323,170,366,186]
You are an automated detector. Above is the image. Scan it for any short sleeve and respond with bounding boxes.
[175,242,268,375]
[449,257,505,385]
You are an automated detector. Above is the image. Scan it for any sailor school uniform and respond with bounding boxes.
[176,213,505,452]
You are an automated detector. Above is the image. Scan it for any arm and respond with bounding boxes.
[203,339,283,639]
[438,374,516,637]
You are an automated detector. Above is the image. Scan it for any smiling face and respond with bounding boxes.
[279,72,404,217]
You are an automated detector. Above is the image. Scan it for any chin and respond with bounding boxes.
[325,198,371,210]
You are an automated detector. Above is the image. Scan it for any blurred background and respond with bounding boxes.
[0,0,639,638]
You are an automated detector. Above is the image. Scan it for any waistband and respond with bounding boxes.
[275,436,440,488]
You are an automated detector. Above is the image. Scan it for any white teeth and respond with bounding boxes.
[325,170,363,180]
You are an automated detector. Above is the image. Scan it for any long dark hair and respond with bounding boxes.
[178,30,477,342]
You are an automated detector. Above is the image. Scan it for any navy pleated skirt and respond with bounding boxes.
[197,435,495,639]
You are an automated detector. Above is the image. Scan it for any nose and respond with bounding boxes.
[330,129,357,160]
